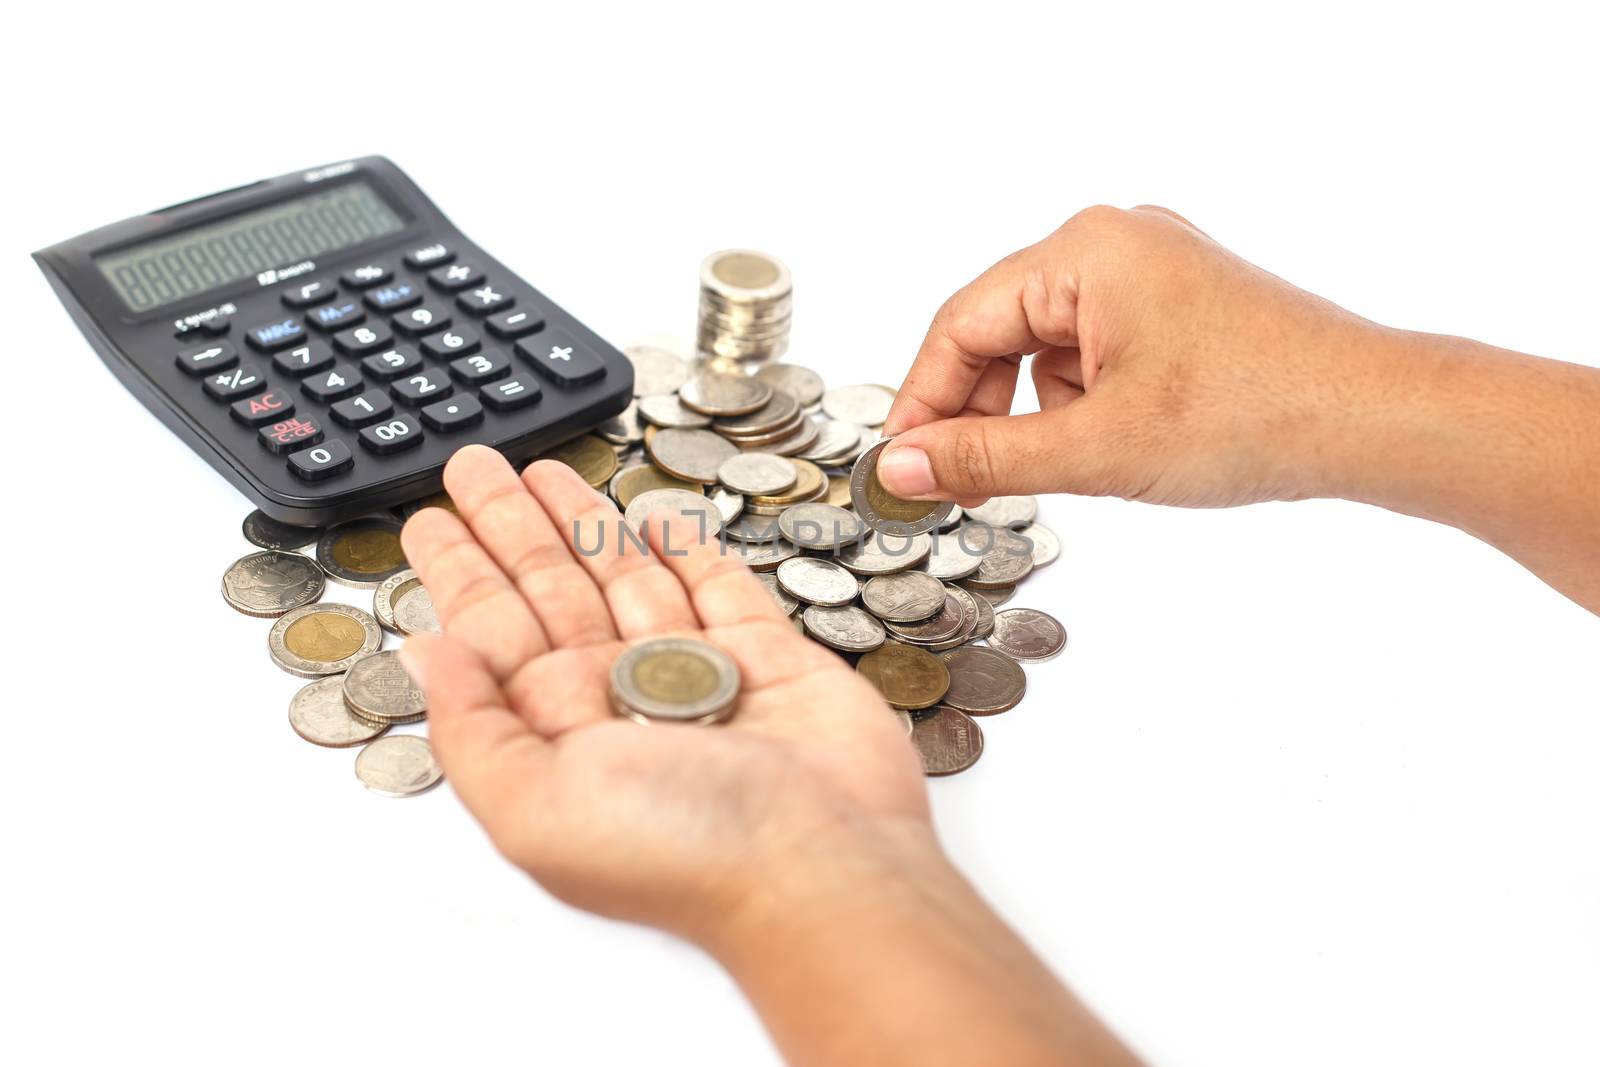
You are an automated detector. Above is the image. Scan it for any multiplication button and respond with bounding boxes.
[175,340,238,376]
[288,439,354,481]
[457,284,512,316]
[358,415,424,455]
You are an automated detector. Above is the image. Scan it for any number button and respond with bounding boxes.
[288,439,354,481]
[307,300,365,333]
[301,363,364,403]
[359,415,424,455]
[175,340,238,376]
[342,263,392,289]
[422,326,481,360]
[246,318,307,352]
[515,331,607,387]
[485,307,544,340]
[428,262,485,292]
[392,303,452,338]
[203,363,268,401]
[330,389,395,428]
[333,323,394,356]
[230,388,295,427]
[272,341,335,378]
[361,346,424,381]
[391,371,452,407]
[364,282,422,313]
[258,415,325,454]
[281,277,337,309]
[480,376,541,412]
[449,349,510,384]
[404,243,454,269]
[421,393,484,433]
[457,284,513,316]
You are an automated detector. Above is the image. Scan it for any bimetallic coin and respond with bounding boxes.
[625,488,725,539]
[923,529,984,581]
[724,538,798,572]
[343,650,428,724]
[775,557,858,606]
[540,433,619,489]
[316,517,408,589]
[850,438,953,537]
[678,371,772,416]
[756,572,800,616]
[222,551,325,618]
[910,706,985,776]
[777,502,864,550]
[610,637,741,725]
[963,495,1038,529]
[717,452,797,496]
[648,427,739,484]
[624,343,690,396]
[754,363,825,406]
[637,393,713,429]
[838,532,932,576]
[373,569,440,636]
[939,646,1026,715]
[596,400,646,445]
[1015,523,1061,568]
[355,735,443,798]
[268,603,383,678]
[241,510,320,551]
[825,473,853,508]
[856,641,951,710]
[609,463,703,508]
[967,527,1035,589]
[989,608,1068,662]
[288,675,389,748]
[821,384,895,427]
[885,587,980,649]
[861,571,947,623]
[801,604,887,653]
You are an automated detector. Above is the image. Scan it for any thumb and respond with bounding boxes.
[875,407,1112,500]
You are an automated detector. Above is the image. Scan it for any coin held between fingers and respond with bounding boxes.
[875,445,937,498]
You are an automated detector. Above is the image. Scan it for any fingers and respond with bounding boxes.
[1033,346,1087,407]
[644,511,789,630]
[522,459,700,638]
[443,447,618,649]
[875,407,1114,500]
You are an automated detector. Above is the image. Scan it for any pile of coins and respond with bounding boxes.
[696,249,792,364]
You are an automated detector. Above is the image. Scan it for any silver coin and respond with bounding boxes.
[960,581,1017,607]
[988,608,1068,662]
[775,557,858,606]
[910,705,984,776]
[624,488,725,538]
[798,420,867,464]
[268,603,383,678]
[717,452,797,496]
[288,675,390,748]
[394,587,440,636]
[939,646,1026,715]
[861,571,947,623]
[596,399,646,445]
[723,537,798,571]
[766,418,821,457]
[821,384,895,426]
[849,438,954,537]
[1015,522,1060,568]
[609,637,742,725]
[777,502,864,550]
[637,394,712,428]
[885,587,979,648]
[756,573,799,616]
[714,390,801,437]
[647,427,739,483]
[837,532,932,576]
[754,363,825,406]
[723,513,785,543]
[709,486,744,525]
[221,550,326,618]
[967,527,1035,588]
[315,516,409,589]
[801,604,887,653]
[355,735,443,798]
[963,496,1038,529]
[373,568,439,635]
[624,343,690,396]
[938,505,965,532]
[678,372,772,416]
[970,589,996,641]
[241,510,320,551]
[923,530,984,581]
[343,650,429,724]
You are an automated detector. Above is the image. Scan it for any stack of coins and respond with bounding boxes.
[697,250,792,365]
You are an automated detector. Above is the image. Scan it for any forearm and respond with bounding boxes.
[702,822,1143,1067]
[1313,328,1600,613]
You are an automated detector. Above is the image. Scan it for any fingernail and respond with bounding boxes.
[877,446,937,497]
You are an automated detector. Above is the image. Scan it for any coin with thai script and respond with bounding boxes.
[717,452,797,496]
[801,604,887,653]
[856,640,951,710]
[724,538,799,572]
[885,586,980,650]
[610,463,704,508]
[966,526,1035,588]
[776,557,858,606]
[625,488,725,538]
[679,371,773,416]
[837,532,931,575]
[241,510,320,551]
[355,735,443,798]
[373,568,440,636]
[342,650,428,724]
[610,637,742,725]
[910,705,984,776]
[222,550,325,618]
[648,427,739,483]
[963,495,1038,529]
[850,438,953,537]
[754,363,825,406]
[777,502,864,550]
[268,602,382,678]
[315,516,409,589]
[1015,523,1060,568]
[988,608,1068,662]
[923,530,984,580]
[860,571,947,623]
[288,675,390,748]
[939,646,1026,715]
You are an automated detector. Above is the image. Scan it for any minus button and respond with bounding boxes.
[486,306,544,340]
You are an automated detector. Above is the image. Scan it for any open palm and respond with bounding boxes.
[399,446,930,939]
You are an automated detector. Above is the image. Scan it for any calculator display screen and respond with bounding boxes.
[95,182,406,312]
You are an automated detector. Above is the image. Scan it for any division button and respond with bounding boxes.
[358,414,424,455]
[203,362,268,401]
[421,393,484,433]
[176,340,238,376]
[480,375,541,412]
[485,307,544,340]
[516,331,606,387]
[246,318,308,352]
[288,439,354,481]
[259,415,325,454]
[281,277,337,309]
[272,341,335,378]
[230,388,295,427]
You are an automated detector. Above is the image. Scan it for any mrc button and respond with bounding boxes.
[246,318,307,352]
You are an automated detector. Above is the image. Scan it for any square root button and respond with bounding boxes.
[515,331,606,387]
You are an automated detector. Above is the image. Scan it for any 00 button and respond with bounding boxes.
[359,415,424,455]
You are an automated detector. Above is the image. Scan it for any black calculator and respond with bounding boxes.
[33,157,634,525]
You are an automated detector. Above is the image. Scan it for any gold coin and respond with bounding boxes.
[541,434,620,488]
[410,491,458,516]
[826,473,852,508]
[633,649,721,704]
[284,612,368,662]
[330,527,407,575]
[610,464,704,508]
[712,252,782,290]
[747,458,825,508]
[865,462,941,525]
[855,640,952,710]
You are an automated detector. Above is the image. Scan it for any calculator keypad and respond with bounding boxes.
[272,341,335,378]
[281,278,337,309]
[392,303,451,338]
[359,414,424,455]
[362,346,424,380]
[517,331,606,387]
[259,415,325,454]
[392,371,452,407]
[204,363,268,401]
[288,440,355,481]
[342,264,393,289]
[247,318,308,352]
[365,282,422,313]
[231,389,295,427]
[422,326,480,360]
[307,300,366,333]
[428,263,485,292]
[334,323,393,357]
[486,308,544,340]
[330,389,395,428]
[176,340,238,376]
[301,364,364,403]
[422,393,484,433]
[458,284,513,316]
[449,349,510,384]
[481,376,541,412]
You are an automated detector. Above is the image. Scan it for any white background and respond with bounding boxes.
[4,4,1596,1065]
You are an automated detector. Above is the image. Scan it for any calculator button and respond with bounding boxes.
[392,303,452,338]
[404,243,454,269]
[457,284,513,316]
[358,415,424,455]
[281,277,337,309]
[246,318,308,352]
[333,323,393,356]
[342,263,392,289]
[428,262,485,292]
[301,363,364,403]
[516,332,607,387]
[361,346,424,381]
[307,300,366,333]
[364,282,422,313]
[485,307,544,340]
[258,415,325,454]
[200,315,232,337]
[271,341,335,378]
[203,363,268,401]
[480,375,542,412]
[449,349,511,384]
[422,393,484,433]
[329,389,395,428]
[391,371,453,407]
[288,439,355,481]
[230,388,295,427]
[175,340,238,376]
[422,326,481,360]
